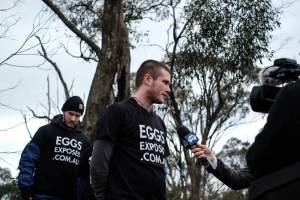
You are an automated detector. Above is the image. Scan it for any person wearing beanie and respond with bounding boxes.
[61,96,85,129]
[17,96,93,200]
[61,96,85,115]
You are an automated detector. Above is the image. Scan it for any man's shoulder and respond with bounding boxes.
[105,98,132,112]
[31,123,55,142]
[36,123,54,134]
[115,98,132,107]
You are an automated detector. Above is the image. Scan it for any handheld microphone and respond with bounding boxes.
[176,125,210,168]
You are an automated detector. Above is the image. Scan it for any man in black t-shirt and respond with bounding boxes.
[17,96,91,200]
[90,60,171,200]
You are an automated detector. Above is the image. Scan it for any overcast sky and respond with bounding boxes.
[1,0,300,177]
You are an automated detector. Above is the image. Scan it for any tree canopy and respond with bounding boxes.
[161,0,279,199]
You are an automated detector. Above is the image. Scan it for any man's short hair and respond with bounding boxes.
[135,59,170,88]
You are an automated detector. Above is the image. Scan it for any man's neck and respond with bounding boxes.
[132,91,152,111]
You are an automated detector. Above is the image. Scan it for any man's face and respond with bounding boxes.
[63,111,81,128]
[148,69,171,104]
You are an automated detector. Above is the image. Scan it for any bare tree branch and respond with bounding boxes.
[41,0,101,56]
[0,151,21,154]
[68,79,75,95]
[0,81,21,92]
[0,156,15,168]
[0,10,55,68]
[27,106,51,121]
[0,103,34,139]
[47,76,51,118]
[0,102,21,112]
[0,118,34,132]
[0,29,35,67]
[0,14,20,39]
[55,77,61,113]
[274,36,293,53]
[3,60,48,69]
[39,101,50,112]
[36,35,70,99]
[277,0,299,11]
[61,41,98,62]
[22,113,33,139]
[0,0,20,12]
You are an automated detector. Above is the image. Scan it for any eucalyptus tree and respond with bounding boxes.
[161,0,279,199]
[0,167,19,199]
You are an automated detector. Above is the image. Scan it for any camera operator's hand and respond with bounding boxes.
[191,144,217,169]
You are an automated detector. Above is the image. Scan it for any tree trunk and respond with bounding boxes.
[190,165,202,200]
[83,0,130,140]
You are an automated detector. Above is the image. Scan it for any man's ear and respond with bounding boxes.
[143,73,153,86]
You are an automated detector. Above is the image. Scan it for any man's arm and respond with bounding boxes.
[90,139,114,200]
[90,103,123,199]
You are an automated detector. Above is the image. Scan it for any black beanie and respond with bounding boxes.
[61,96,84,115]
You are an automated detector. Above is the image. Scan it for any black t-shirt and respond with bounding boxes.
[96,98,169,200]
[31,115,90,199]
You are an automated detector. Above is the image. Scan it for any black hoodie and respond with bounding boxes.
[18,114,90,200]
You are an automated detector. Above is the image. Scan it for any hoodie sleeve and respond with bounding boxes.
[17,126,47,189]
[17,142,40,189]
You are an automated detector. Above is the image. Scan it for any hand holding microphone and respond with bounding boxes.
[176,125,217,169]
[191,144,217,169]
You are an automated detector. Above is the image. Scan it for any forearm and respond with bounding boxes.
[208,159,254,190]
[90,139,114,200]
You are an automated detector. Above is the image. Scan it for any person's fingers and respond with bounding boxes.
[197,144,212,153]
[194,150,205,157]
[197,144,207,148]
[192,146,207,153]
[191,148,201,153]
[203,148,212,155]
[194,150,203,155]
[194,153,206,159]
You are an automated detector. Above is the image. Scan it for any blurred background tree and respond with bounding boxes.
[0,167,20,200]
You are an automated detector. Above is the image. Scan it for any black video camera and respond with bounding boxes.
[250,58,300,113]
